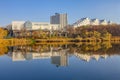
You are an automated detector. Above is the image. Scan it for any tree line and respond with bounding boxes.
[66,24,120,38]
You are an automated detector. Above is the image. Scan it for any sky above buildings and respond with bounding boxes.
[0,0,120,26]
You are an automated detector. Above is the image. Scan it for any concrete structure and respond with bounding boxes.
[73,18,113,28]
[50,13,68,30]
[73,17,91,28]
[90,19,99,25]
[99,20,108,25]
[11,21,60,31]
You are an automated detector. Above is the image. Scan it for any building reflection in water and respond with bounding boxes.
[10,46,69,67]
[4,43,120,67]
[51,49,68,67]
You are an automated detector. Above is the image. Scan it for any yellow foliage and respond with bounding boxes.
[0,28,8,39]
[0,47,8,56]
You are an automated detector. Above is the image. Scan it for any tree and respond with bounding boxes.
[93,31,101,38]
[102,30,112,41]
[0,28,8,39]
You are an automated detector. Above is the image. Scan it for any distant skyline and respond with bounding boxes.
[0,0,120,26]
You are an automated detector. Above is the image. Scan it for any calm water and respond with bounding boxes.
[0,43,120,80]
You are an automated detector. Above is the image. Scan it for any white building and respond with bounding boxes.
[90,19,99,25]
[12,21,60,31]
[50,13,68,30]
[99,20,108,25]
[73,18,113,28]
[12,21,25,30]
[73,17,90,28]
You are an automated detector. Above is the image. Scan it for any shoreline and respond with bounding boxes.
[0,36,120,47]
[35,37,120,43]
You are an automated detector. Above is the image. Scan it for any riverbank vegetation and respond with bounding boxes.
[1,24,120,43]
[65,24,120,42]
[0,28,32,46]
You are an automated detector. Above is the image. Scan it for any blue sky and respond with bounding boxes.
[0,0,120,26]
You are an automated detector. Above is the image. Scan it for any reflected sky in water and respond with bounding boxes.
[0,43,120,80]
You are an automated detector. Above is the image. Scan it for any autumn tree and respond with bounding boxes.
[0,28,8,38]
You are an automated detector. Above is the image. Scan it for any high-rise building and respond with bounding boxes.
[51,50,68,67]
[50,13,68,30]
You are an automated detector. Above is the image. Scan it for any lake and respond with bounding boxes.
[0,43,120,80]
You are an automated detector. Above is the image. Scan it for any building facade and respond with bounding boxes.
[50,13,68,30]
[90,19,99,25]
[73,18,113,28]
[12,21,60,31]
[99,20,108,25]
[73,18,91,28]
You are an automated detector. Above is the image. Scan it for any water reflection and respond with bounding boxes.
[0,42,117,67]
[8,45,69,67]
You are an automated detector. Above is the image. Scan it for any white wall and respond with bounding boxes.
[12,21,25,30]
[73,18,110,28]
[100,21,108,25]
[91,19,99,25]
[12,21,60,31]
[75,18,91,27]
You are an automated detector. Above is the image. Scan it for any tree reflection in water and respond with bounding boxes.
[0,42,120,67]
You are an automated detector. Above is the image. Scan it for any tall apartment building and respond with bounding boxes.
[50,13,68,30]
